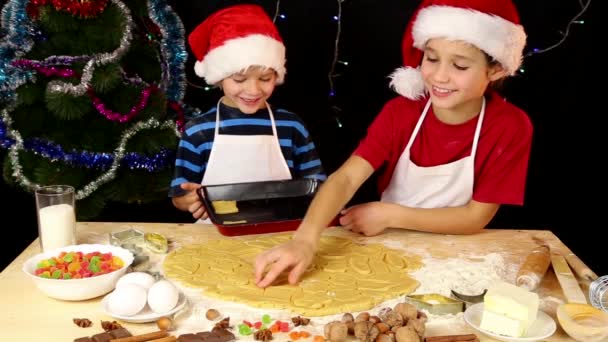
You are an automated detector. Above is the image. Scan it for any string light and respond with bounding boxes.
[327,0,343,100]
[519,0,591,73]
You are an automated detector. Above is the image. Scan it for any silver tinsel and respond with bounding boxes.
[2,106,39,192]
[46,0,133,97]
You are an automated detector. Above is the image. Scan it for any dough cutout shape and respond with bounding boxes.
[163,234,422,316]
[211,200,239,214]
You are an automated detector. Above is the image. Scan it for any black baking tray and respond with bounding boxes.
[197,179,336,236]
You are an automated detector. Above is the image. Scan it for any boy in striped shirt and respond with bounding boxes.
[169,4,325,221]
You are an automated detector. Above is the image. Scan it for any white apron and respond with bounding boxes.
[380,97,486,208]
[197,98,292,223]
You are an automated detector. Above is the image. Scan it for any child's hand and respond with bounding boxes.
[253,239,316,288]
[339,202,392,236]
[171,182,208,220]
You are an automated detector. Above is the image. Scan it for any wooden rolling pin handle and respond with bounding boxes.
[516,245,551,291]
[110,331,168,342]
[425,334,478,342]
[565,253,598,281]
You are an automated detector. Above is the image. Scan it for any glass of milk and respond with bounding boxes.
[35,185,77,252]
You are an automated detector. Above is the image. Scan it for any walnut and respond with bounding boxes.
[394,326,419,342]
[406,318,425,337]
[341,313,354,323]
[376,322,390,334]
[378,307,393,321]
[370,315,382,324]
[355,312,371,322]
[324,321,348,341]
[354,320,380,342]
[291,316,310,326]
[416,311,428,324]
[214,317,230,329]
[73,318,92,328]
[393,303,418,321]
[101,320,122,331]
[384,311,404,328]
[376,333,395,342]
[254,328,273,341]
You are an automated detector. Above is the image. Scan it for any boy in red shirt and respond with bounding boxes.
[255,0,532,287]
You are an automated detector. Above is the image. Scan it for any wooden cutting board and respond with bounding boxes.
[551,254,588,304]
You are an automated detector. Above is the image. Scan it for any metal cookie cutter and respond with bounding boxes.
[405,293,465,315]
[450,288,487,309]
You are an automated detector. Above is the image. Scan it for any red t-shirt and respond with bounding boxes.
[353,91,533,205]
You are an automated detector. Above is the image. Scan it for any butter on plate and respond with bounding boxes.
[479,281,539,337]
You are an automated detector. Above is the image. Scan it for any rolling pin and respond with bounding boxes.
[516,245,551,291]
[565,252,598,281]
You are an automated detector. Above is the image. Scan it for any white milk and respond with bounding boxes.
[38,203,76,251]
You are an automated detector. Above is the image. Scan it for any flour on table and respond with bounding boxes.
[410,253,515,297]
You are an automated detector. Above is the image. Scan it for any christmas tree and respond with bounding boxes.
[0,0,187,219]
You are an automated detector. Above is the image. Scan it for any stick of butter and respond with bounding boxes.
[479,281,539,337]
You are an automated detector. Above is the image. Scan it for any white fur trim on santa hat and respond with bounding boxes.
[389,67,427,100]
[413,5,526,75]
[194,34,286,85]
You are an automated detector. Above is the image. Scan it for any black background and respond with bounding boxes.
[1,0,604,276]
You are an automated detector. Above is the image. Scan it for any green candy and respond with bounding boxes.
[63,273,72,279]
[39,271,51,278]
[262,314,272,324]
[90,256,101,264]
[238,324,252,336]
[89,263,100,273]
[37,260,50,268]
[51,270,62,279]
[63,253,73,263]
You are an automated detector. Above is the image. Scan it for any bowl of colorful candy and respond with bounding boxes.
[22,244,134,301]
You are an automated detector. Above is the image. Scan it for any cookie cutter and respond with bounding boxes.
[404,293,464,315]
[450,288,487,304]
[109,228,144,246]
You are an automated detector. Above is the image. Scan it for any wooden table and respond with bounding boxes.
[0,222,591,341]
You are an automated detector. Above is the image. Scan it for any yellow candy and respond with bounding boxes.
[67,262,81,272]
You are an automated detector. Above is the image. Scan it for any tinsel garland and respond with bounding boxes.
[146,0,186,102]
[88,84,158,123]
[12,59,77,78]
[46,0,133,97]
[0,0,35,101]
[0,0,190,198]
[26,0,110,19]
[0,120,174,171]
[2,106,180,199]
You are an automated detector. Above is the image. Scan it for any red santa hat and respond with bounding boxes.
[389,0,527,99]
[187,4,286,85]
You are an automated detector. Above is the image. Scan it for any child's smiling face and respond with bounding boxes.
[220,66,278,114]
[420,38,505,120]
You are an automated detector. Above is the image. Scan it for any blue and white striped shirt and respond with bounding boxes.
[169,103,326,197]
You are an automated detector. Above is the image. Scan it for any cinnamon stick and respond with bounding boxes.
[109,330,168,342]
[425,334,478,342]
[147,337,177,342]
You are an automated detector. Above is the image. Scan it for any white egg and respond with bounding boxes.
[147,280,179,314]
[108,283,147,316]
[116,272,156,290]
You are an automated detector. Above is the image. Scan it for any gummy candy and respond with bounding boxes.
[261,314,272,324]
[34,250,124,280]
